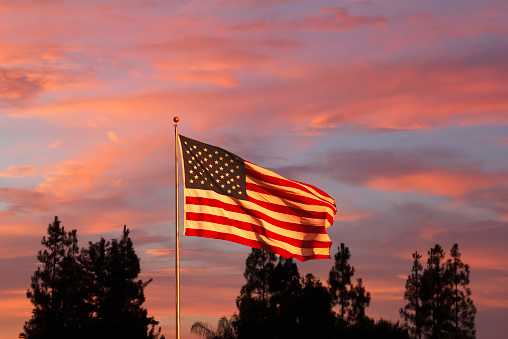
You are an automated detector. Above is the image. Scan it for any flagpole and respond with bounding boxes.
[174,116,181,339]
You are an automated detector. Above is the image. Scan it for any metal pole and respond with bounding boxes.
[174,117,180,339]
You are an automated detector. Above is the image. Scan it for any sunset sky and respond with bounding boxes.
[1,0,508,338]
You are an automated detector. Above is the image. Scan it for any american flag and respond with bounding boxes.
[179,135,336,261]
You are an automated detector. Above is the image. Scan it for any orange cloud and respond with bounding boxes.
[159,69,239,87]
[0,292,31,318]
[334,212,372,221]
[367,170,507,197]
[0,166,36,178]
[107,131,121,142]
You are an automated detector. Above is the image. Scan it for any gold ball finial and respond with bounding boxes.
[173,116,179,123]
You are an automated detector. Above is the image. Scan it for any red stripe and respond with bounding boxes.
[246,182,330,210]
[246,183,335,226]
[247,195,328,220]
[186,196,327,234]
[184,228,332,262]
[186,212,332,249]
[245,162,337,212]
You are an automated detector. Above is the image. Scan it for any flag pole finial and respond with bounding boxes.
[173,116,179,123]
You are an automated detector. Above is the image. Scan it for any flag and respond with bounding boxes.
[179,135,337,261]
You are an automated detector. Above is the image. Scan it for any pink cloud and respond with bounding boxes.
[0,166,36,178]
[367,169,507,197]
[303,7,388,32]
[0,188,48,215]
[0,68,44,104]
[158,69,240,87]
[334,212,372,221]
[221,6,387,33]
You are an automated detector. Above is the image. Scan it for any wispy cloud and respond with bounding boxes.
[0,166,36,178]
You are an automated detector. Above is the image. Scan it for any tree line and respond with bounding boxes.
[400,244,476,339]
[192,244,476,339]
[20,217,476,339]
[20,217,163,339]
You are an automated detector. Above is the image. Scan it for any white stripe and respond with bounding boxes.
[185,203,332,243]
[246,178,336,216]
[245,168,336,213]
[185,188,330,229]
[245,161,336,207]
[246,187,333,214]
[185,220,331,257]
[245,178,336,227]
[184,189,332,243]
[246,173,330,206]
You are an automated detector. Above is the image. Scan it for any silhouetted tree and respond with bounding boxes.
[21,218,163,339]
[422,245,452,338]
[369,319,410,339]
[401,244,476,339]
[328,243,356,325]
[238,248,276,304]
[400,251,427,339]
[84,225,162,339]
[21,216,91,339]
[297,274,336,338]
[234,249,335,339]
[235,249,277,339]
[349,278,371,325]
[445,244,476,339]
[212,245,387,339]
[268,257,301,339]
[339,318,410,339]
[191,315,237,339]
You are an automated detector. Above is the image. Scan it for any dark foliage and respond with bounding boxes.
[328,243,371,326]
[20,217,163,339]
[196,246,408,339]
[401,244,476,339]
[400,251,427,339]
[328,243,355,325]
